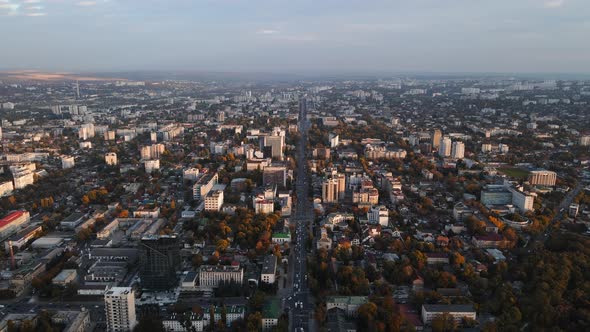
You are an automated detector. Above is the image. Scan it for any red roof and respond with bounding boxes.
[0,211,26,229]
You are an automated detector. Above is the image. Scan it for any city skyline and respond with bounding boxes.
[1,0,590,73]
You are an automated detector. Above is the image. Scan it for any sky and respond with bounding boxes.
[1,0,589,74]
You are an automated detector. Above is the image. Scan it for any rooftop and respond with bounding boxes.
[326,296,368,305]
[423,304,475,313]
[261,255,277,275]
[0,210,28,228]
[105,287,133,296]
[262,298,280,319]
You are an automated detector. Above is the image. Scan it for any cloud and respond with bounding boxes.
[257,29,280,35]
[25,5,43,10]
[22,0,41,3]
[544,0,565,8]
[0,3,20,15]
[275,34,318,42]
[346,23,413,33]
[76,1,97,6]
[25,12,46,16]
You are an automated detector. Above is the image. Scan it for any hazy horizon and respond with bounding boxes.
[2,0,590,74]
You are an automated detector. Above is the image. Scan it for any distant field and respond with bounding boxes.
[498,167,530,179]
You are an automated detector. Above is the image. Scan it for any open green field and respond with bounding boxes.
[498,167,530,179]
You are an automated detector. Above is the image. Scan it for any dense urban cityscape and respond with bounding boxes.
[0,75,588,332]
[2,0,590,330]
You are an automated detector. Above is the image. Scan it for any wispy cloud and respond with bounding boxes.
[346,23,413,33]
[0,2,20,15]
[257,29,280,35]
[25,12,46,16]
[25,5,43,11]
[544,0,565,8]
[22,0,41,3]
[275,34,318,42]
[76,1,97,6]
[256,28,317,42]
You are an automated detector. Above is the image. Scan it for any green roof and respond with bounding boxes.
[272,232,290,239]
[214,305,245,314]
[262,298,281,319]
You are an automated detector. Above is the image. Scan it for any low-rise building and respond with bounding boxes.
[262,298,280,330]
[261,255,277,284]
[52,269,77,286]
[60,213,86,230]
[199,264,243,288]
[326,296,368,316]
[421,304,476,325]
[4,224,42,251]
[0,210,30,238]
[271,232,290,245]
[425,253,450,265]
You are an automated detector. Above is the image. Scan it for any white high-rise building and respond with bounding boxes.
[262,135,284,160]
[204,190,224,212]
[580,135,590,146]
[438,137,452,157]
[105,153,118,166]
[144,159,160,173]
[528,170,557,187]
[329,133,339,148]
[0,181,14,197]
[140,144,165,160]
[322,178,339,203]
[368,205,389,226]
[61,156,75,169]
[104,287,137,332]
[183,168,200,181]
[104,131,116,141]
[498,144,509,154]
[78,123,95,140]
[10,165,35,189]
[451,141,465,159]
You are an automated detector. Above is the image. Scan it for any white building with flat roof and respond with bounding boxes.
[198,265,243,288]
[204,190,224,212]
[421,304,476,325]
[451,141,465,159]
[61,156,75,169]
[439,137,452,157]
[368,205,389,226]
[528,170,557,187]
[261,255,277,284]
[104,287,137,332]
[144,159,160,173]
[0,181,14,197]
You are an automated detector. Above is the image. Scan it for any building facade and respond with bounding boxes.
[199,265,243,288]
[139,235,180,290]
[104,287,137,332]
[528,170,557,186]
